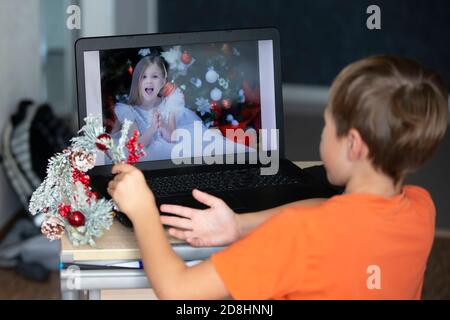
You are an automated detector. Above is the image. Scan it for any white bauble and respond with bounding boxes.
[205,67,219,83]
[210,87,222,101]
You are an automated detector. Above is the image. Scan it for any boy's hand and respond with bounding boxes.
[107,163,156,221]
[160,189,240,247]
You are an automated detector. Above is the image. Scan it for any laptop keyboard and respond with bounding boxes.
[146,168,301,197]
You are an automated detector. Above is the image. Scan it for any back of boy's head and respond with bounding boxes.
[328,55,448,183]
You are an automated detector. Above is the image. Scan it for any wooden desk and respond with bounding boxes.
[60,161,322,299]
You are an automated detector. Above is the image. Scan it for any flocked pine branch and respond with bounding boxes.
[28,115,143,247]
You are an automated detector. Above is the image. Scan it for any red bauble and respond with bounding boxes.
[68,211,85,227]
[128,65,133,75]
[180,51,192,64]
[161,82,177,97]
[210,101,218,108]
[221,99,232,110]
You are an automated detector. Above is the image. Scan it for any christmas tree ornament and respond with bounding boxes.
[161,46,195,80]
[221,99,232,109]
[161,46,182,69]
[211,103,222,119]
[155,42,260,137]
[68,211,86,227]
[210,87,222,101]
[41,216,66,241]
[58,204,72,218]
[161,82,177,97]
[181,50,192,64]
[29,116,144,247]
[96,133,112,151]
[195,97,212,116]
[70,149,96,172]
[218,78,229,89]
[238,89,246,103]
[226,114,235,123]
[190,77,202,88]
[138,48,151,57]
[205,67,219,84]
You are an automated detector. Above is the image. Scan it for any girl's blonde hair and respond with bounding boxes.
[128,55,168,106]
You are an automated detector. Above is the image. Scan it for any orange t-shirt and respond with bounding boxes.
[211,185,435,300]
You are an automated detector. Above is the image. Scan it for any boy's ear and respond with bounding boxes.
[347,128,368,161]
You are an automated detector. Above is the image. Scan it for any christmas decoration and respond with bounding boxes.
[155,43,262,136]
[221,99,232,110]
[218,77,229,90]
[126,130,145,164]
[161,46,195,80]
[181,50,192,64]
[161,82,177,97]
[205,67,219,84]
[138,48,151,57]
[211,102,223,119]
[96,133,112,151]
[210,87,222,101]
[58,203,71,218]
[41,216,65,241]
[190,77,202,88]
[29,116,144,247]
[68,211,86,227]
[195,97,212,116]
[70,149,96,172]
[238,89,245,103]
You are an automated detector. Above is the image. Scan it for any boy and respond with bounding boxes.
[108,55,448,299]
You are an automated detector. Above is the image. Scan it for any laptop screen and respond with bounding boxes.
[82,39,278,165]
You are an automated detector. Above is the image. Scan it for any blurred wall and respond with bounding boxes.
[0,0,41,228]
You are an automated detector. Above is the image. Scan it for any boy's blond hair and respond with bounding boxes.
[328,55,448,183]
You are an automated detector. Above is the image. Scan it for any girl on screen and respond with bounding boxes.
[112,53,249,162]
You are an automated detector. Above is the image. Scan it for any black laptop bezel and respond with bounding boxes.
[74,27,285,173]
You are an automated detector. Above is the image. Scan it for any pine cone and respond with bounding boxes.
[41,216,66,241]
[70,149,96,172]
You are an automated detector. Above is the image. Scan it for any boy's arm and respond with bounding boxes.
[108,163,230,299]
[161,190,326,246]
[237,198,326,237]
[133,203,230,299]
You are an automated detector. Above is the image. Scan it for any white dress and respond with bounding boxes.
[114,88,249,162]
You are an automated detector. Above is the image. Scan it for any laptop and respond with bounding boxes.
[75,28,338,227]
